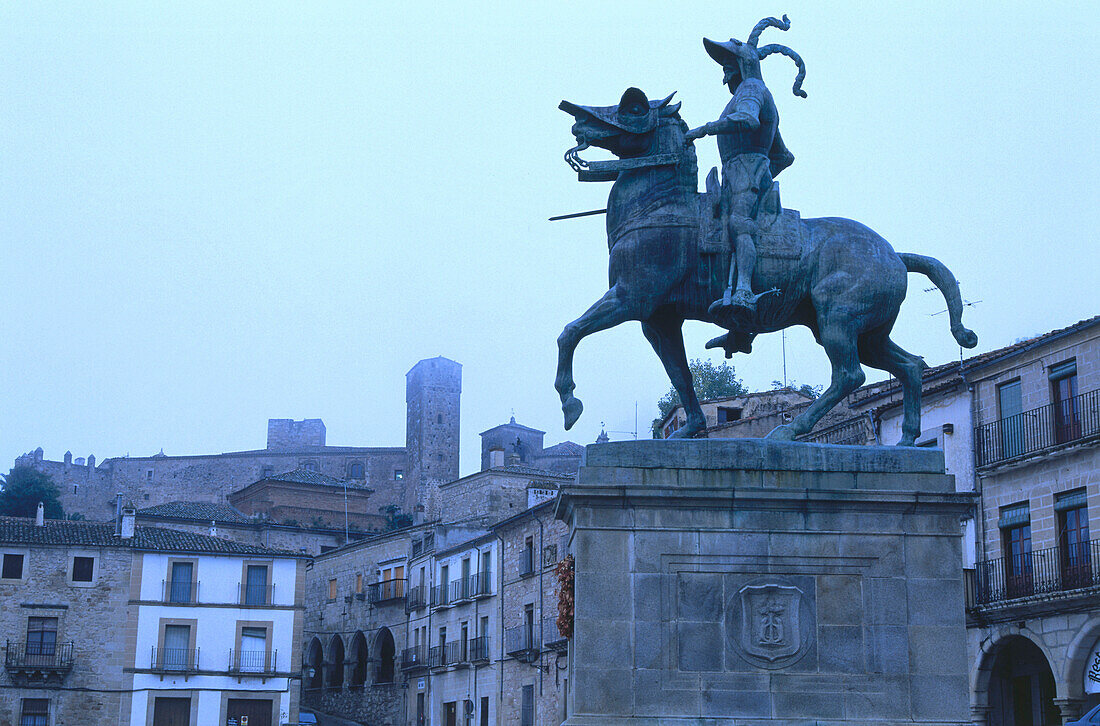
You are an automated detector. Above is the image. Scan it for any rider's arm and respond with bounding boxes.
[689,81,766,139]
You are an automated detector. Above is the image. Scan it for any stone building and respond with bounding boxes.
[229,468,387,534]
[14,357,463,523]
[656,388,862,442]
[0,508,309,726]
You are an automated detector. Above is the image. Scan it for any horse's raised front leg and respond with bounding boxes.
[767,316,866,441]
[555,286,637,430]
[642,313,705,438]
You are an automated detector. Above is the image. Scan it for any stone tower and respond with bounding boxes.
[404,357,462,517]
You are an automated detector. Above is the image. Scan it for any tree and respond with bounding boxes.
[0,467,64,519]
[651,359,747,437]
[379,504,414,532]
[772,380,823,399]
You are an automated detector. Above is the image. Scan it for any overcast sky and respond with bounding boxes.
[2,2,1097,477]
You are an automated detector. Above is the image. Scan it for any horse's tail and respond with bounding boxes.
[899,253,978,349]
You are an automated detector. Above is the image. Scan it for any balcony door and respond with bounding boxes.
[25,618,57,667]
[1060,502,1091,588]
[169,562,193,603]
[162,624,191,670]
[1004,522,1033,598]
[998,380,1024,459]
[1051,362,1080,443]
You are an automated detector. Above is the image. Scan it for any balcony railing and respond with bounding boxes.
[5,641,74,672]
[406,585,427,611]
[162,579,200,604]
[971,539,1100,607]
[519,549,535,578]
[368,579,406,605]
[151,646,200,672]
[470,572,492,598]
[449,578,466,603]
[228,649,277,674]
[543,617,567,651]
[976,389,1100,467]
[469,636,490,663]
[505,625,540,656]
[239,582,274,606]
[798,415,873,446]
[430,583,451,608]
[401,645,428,671]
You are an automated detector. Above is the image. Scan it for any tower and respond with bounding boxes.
[404,357,462,517]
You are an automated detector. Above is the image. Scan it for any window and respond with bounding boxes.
[300,460,317,472]
[244,564,269,605]
[20,699,48,726]
[521,684,535,726]
[480,696,489,726]
[72,556,94,583]
[394,469,404,480]
[347,461,365,479]
[1058,489,1091,587]
[328,579,337,601]
[1000,502,1032,598]
[261,465,274,478]
[168,561,194,603]
[437,414,443,424]
[1051,360,1080,443]
[524,603,535,648]
[355,574,362,594]
[26,618,57,665]
[717,406,742,424]
[162,623,192,670]
[239,626,268,672]
[521,537,534,576]
[3,553,25,579]
[998,379,1024,458]
[146,469,153,482]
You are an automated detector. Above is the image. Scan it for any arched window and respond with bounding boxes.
[327,635,345,689]
[374,627,395,684]
[306,638,323,690]
[350,631,369,686]
[347,461,365,480]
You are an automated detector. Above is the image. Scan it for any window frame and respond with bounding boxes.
[19,698,49,726]
[234,620,274,673]
[164,558,198,604]
[156,617,198,671]
[240,560,272,606]
[69,551,97,586]
[2,550,28,582]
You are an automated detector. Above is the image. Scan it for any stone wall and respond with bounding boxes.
[0,543,133,726]
[404,357,462,517]
[268,418,327,451]
[435,470,571,528]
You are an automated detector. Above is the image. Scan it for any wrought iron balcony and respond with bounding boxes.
[401,645,428,671]
[150,646,200,672]
[975,388,1100,467]
[470,572,492,598]
[228,649,277,674]
[238,582,274,606]
[406,585,427,611]
[5,641,74,682]
[970,539,1100,607]
[368,578,406,605]
[505,625,540,658]
[161,579,200,604]
[543,617,568,652]
[468,635,490,663]
[430,583,452,609]
[519,549,535,578]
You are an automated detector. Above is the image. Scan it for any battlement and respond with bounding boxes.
[266,418,327,451]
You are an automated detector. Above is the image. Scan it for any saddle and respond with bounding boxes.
[698,166,804,260]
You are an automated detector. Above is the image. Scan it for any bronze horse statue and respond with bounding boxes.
[554,88,978,444]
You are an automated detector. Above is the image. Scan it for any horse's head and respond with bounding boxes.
[559,87,680,161]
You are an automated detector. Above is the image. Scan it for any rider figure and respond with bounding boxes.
[685,16,806,344]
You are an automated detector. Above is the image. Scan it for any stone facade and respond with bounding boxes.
[228,472,388,533]
[404,357,463,519]
[435,467,573,529]
[661,388,863,442]
[0,537,131,726]
[557,439,974,725]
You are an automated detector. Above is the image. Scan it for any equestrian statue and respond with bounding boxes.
[554,15,977,445]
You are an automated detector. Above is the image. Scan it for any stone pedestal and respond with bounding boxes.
[555,439,973,725]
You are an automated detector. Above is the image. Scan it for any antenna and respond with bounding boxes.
[605,403,640,440]
[930,299,982,360]
[781,330,788,388]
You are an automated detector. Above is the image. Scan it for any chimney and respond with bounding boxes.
[35,502,44,527]
[115,493,124,535]
[209,520,218,538]
[120,505,136,539]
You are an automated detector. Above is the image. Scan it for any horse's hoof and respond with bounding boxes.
[563,397,583,430]
[896,436,917,447]
[765,424,797,441]
[669,422,705,439]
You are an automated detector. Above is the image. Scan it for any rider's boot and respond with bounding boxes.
[705,331,755,358]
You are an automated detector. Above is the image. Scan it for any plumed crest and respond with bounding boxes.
[747,14,791,47]
[757,44,807,98]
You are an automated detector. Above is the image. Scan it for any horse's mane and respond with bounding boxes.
[658,114,698,186]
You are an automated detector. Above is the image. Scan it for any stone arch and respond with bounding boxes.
[305,637,323,690]
[327,634,345,689]
[1063,615,1100,701]
[350,630,369,687]
[973,630,1059,726]
[373,627,395,684]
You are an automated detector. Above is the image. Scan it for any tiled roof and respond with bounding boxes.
[137,501,253,524]
[0,516,304,557]
[264,469,348,486]
[540,441,584,457]
[490,464,573,478]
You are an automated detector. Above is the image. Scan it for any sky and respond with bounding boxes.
[1,2,1097,478]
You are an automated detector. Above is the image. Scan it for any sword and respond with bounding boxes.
[548,208,607,222]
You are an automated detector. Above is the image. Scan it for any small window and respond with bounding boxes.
[20,698,49,726]
[347,461,365,479]
[146,469,154,482]
[355,574,363,593]
[437,414,443,424]
[3,553,25,580]
[437,454,444,462]
[717,406,742,424]
[300,460,318,472]
[261,465,274,478]
[72,556,94,583]
[394,470,404,481]
[328,579,337,601]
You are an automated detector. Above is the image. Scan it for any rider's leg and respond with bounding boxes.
[732,231,756,307]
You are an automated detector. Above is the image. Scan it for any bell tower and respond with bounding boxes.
[404,357,462,517]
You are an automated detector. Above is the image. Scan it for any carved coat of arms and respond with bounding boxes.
[738,583,804,664]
